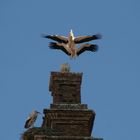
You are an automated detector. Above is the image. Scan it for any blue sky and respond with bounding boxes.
[0,0,140,140]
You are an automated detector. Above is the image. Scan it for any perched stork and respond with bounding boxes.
[42,30,102,58]
[24,110,41,129]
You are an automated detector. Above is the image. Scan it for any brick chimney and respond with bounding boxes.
[22,69,103,140]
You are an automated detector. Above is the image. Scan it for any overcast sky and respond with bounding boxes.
[0,1,140,140]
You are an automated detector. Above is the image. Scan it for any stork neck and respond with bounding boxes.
[69,36,74,41]
[69,30,74,41]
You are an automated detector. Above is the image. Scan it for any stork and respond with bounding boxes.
[24,110,41,129]
[42,30,102,58]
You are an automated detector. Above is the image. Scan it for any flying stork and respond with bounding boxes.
[42,30,102,58]
[24,110,41,129]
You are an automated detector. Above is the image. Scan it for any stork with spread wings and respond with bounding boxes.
[42,30,102,58]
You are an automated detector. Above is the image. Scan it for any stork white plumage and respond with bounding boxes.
[42,29,102,58]
[24,110,41,129]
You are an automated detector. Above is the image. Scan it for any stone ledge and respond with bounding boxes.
[34,135,103,140]
[50,104,88,109]
[34,135,95,140]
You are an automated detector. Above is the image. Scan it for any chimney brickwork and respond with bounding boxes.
[22,71,103,140]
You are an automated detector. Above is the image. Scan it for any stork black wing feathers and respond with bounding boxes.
[74,34,102,44]
[77,44,98,56]
[43,35,68,43]
[24,118,31,128]
[49,42,70,55]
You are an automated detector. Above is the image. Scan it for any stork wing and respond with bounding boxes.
[49,42,70,55]
[24,117,32,128]
[74,34,102,44]
[24,111,38,129]
[42,34,68,43]
[77,44,98,56]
